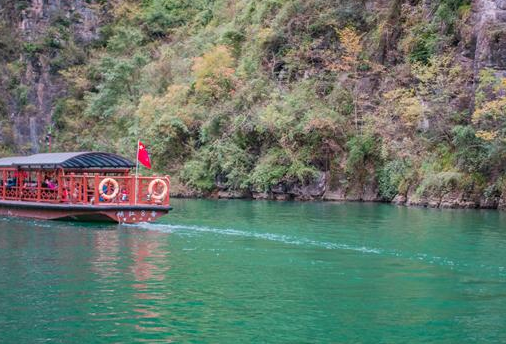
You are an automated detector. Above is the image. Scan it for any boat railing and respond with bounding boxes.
[0,174,170,207]
[62,174,171,206]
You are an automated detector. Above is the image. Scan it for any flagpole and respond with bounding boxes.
[135,139,140,205]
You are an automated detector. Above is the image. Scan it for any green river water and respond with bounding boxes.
[0,199,506,343]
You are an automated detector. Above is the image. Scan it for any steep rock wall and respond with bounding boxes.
[4,0,100,153]
[473,0,506,74]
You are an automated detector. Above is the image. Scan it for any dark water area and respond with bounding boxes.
[1,199,506,343]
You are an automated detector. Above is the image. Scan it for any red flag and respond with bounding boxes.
[137,141,151,169]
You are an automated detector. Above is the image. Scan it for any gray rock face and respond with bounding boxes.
[392,194,407,205]
[7,0,100,153]
[321,174,381,203]
[498,193,506,210]
[19,0,100,45]
[480,196,500,208]
[287,172,327,200]
[217,190,250,199]
[473,0,506,74]
[323,189,346,201]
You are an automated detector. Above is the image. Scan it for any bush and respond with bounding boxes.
[192,45,237,101]
[107,27,144,54]
[377,159,411,201]
[409,31,438,63]
[249,147,318,191]
[15,1,30,12]
[346,134,379,174]
[416,171,464,196]
[180,151,215,191]
[452,125,489,173]
[23,42,42,57]
[14,84,29,108]
[180,141,255,191]
[142,0,214,37]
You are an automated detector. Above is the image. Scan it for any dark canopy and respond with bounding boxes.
[0,152,134,169]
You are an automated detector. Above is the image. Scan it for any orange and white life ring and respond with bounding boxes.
[148,179,168,201]
[99,178,119,200]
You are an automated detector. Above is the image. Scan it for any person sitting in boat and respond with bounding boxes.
[99,183,108,202]
[42,174,49,188]
[23,181,37,189]
[72,185,81,201]
[62,187,69,202]
[6,175,16,188]
[45,178,57,190]
[120,187,128,202]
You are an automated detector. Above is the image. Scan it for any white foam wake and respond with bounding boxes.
[127,222,506,277]
[131,222,383,254]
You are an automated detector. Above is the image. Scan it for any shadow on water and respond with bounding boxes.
[0,216,121,231]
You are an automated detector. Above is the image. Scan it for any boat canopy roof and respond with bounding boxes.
[0,152,134,170]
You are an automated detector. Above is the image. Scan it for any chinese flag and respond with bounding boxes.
[138,141,152,169]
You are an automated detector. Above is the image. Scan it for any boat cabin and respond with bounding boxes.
[0,152,170,223]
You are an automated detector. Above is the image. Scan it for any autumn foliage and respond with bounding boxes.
[192,45,237,101]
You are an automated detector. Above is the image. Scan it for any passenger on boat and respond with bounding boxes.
[99,183,108,202]
[45,178,57,190]
[6,177,16,188]
[62,188,69,202]
[23,181,37,189]
[121,187,128,202]
[72,185,81,201]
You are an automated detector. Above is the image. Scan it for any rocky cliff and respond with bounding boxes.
[2,0,506,209]
[473,0,506,73]
[0,0,100,153]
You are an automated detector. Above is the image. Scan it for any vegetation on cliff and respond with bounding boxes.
[2,0,506,204]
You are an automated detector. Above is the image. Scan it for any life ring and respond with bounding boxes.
[148,179,168,201]
[99,178,119,200]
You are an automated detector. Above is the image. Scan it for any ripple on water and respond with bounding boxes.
[129,222,506,278]
[2,200,506,343]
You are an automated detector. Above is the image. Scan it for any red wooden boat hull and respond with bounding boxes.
[0,200,170,224]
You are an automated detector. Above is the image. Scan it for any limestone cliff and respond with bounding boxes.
[473,0,506,74]
[0,0,100,153]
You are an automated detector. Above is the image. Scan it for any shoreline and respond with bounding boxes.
[169,192,506,211]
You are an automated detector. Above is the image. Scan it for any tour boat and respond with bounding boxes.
[0,152,171,224]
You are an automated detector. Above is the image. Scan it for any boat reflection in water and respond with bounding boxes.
[0,152,171,223]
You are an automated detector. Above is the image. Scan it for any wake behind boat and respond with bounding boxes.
[0,152,171,223]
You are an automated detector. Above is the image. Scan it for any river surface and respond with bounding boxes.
[0,200,506,343]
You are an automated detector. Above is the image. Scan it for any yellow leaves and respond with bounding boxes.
[257,28,275,46]
[472,97,506,123]
[449,64,463,79]
[458,4,472,21]
[136,85,190,124]
[411,61,436,85]
[60,66,90,95]
[411,54,453,84]
[383,88,423,127]
[110,1,142,22]
[472,76,506,122]
[192,45,236,100]
[335,27,363,72]
[164,85,190,105]
[472,76,506,140]
[303,116,336,134]
[136,94,158,123]
[475,130,498,141]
